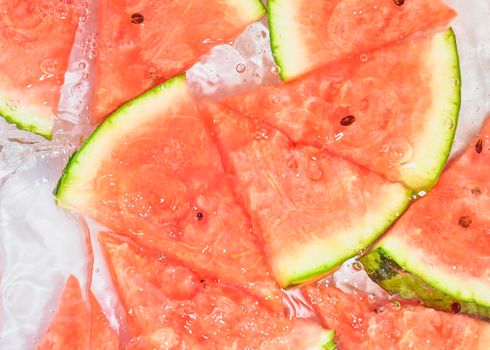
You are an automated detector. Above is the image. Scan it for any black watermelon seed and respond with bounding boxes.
[394,0,405,6]
[196,212,203,221]
[458,216,472,228]
[451,302,461,314]
[130,13,144,24]
[340,115,356,126]
[471,187,481,195]
[476,139,483,154]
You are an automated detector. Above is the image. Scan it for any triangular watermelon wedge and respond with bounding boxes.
[361,118,490,319]
[56,76,281,306]
[0,0,82,138]
[93,0,266,123]
[221,29,461,191]
[302,284,490,349]
[201,102,412,287]
[268,0,456,81]
[99,232,335,349]
[38,275,119,350]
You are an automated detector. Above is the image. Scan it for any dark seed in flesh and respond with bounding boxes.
[196,212,203,221]
[130,13,144,24]
[340,115,356,126]
[471,187,481,195]
[458,216,472,228]
[451,302,461,314]
[476,139,483,154]
[393,0,405,6]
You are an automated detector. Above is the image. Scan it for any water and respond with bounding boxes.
[0,0,489,349]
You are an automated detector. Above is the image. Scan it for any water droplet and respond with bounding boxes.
[270,95,279,104]
[352,260,364,271]
[306,158,323,181]
[253,128,269,141]
[78,61,87,70]
[445,119,454,130]
[6,99,19,112]
[235,63,246,73]
[359,53,368,62]
[390,300,401,310]
[451,78,460,87]
[380,139,413,165]
[271,66,279,75]
[367,294,376,304]
[95,268,100,273]
[40,57,58,75]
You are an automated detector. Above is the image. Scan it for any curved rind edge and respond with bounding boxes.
[359,248,490,320]
[55,75,187,204]
[283,186,413,287]
[0,105,54,139]
[322,330,336,350]
[400,28,461,191]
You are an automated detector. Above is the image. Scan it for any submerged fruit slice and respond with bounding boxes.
[38,276,118,350]
[222,29,460,191]
[0,0,82,138]
[202,102,411,287]
[360,118,490,319]
[93,0,266,123]
[56,76,280,304]
[268,0,456,81]
[99,232,334,349]
[302,284,490,349]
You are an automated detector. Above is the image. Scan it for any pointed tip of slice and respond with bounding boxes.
[0,106,54,139]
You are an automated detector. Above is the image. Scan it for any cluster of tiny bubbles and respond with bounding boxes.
[253,128,269,141]
[81,32,98,59]
[5,99,19,112]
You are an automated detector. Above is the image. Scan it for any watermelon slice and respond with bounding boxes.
[93,0,266,123]
[38,275,119,350]
[0,0,82,138]
[201,102,411,287]
[99,232,335,349]
[360,118,490,319]
[221,29,461,191]
[302,284,490,349]
[268,0,456,81]
[56,76,281,305]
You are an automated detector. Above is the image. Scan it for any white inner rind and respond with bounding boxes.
[56,75,188,209]
[380,237,490,307]
[0,95,54,139]
[399,29,461,190]
[268,0,309,81]
[235,0,267,20]
[275,183,412,286]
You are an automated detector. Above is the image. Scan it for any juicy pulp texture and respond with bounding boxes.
[93,0,266,123]
[302,284,490,350]
[221,29,460,191]
[38,276,118,350]
[0,0,83,138]
[57,77,281,306]
[362,118,490,316]
[99,232,334,350]
[268,0,456,81]
[202,102,411,287]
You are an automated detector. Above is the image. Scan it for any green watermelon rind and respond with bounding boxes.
[235,0,267,20]
[0,101,54,139]
[282,185,413,287]
[360,248,490,320]
[322,330,336,350]
[398,28,461,191]
[55,75,187,206]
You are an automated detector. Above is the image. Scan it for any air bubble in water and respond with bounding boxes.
[352,260,364,271]
[40,57,59,75]
[78,61,87,70]
[235,63,246,73]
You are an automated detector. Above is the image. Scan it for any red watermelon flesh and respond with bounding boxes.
[302,284,490,349]
[38,276,119,350]
[269,0,456,81]
[67,79,280,305]
[99,232,332,350]
[221,30,460,190]
[0,0,82,138]
[93,0,265,123]
[201,102,410,287]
